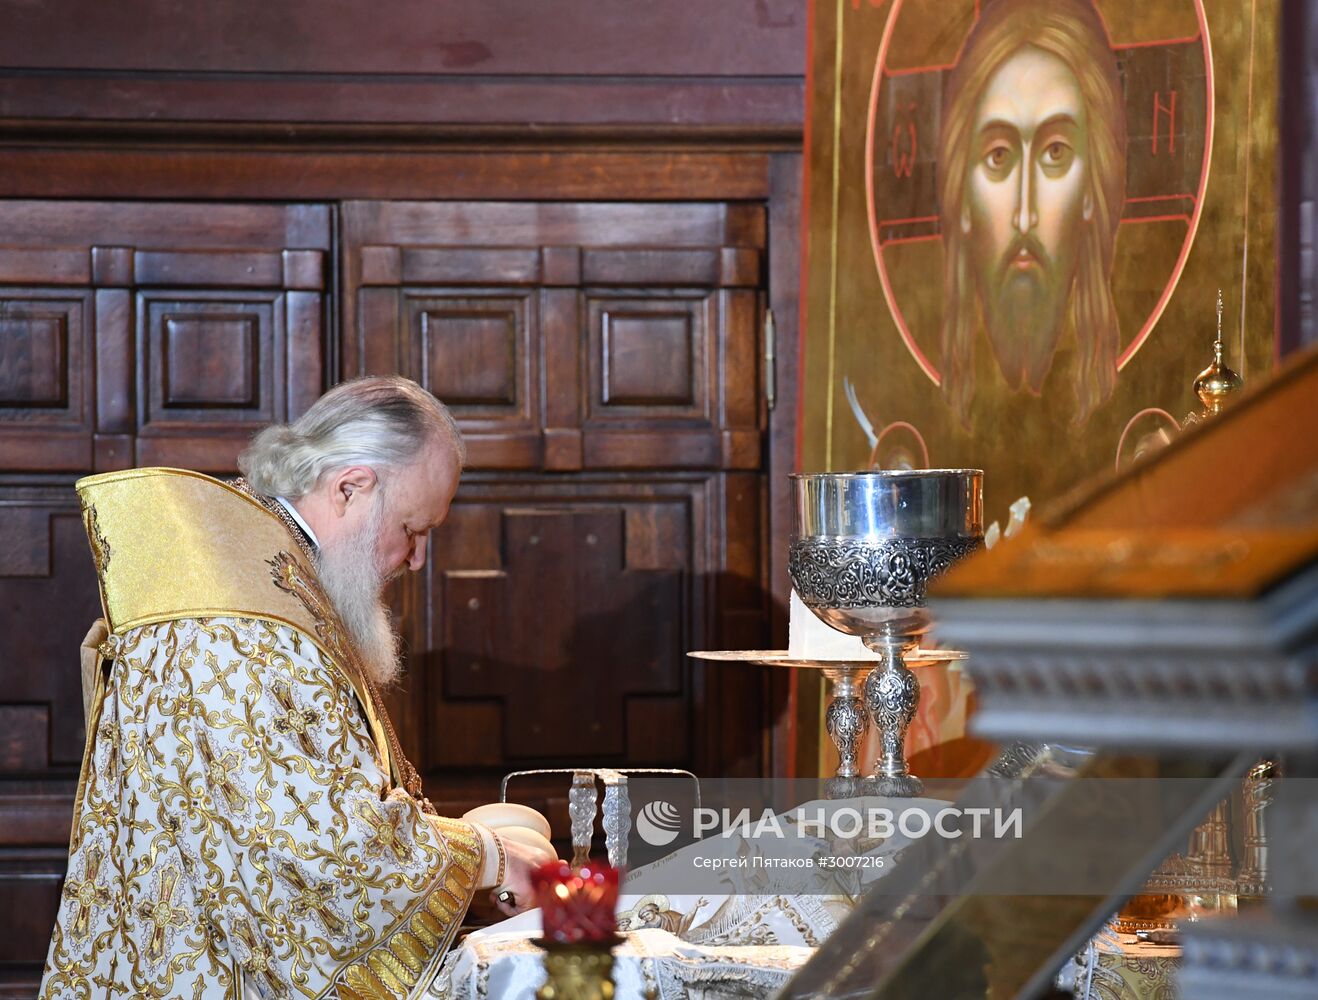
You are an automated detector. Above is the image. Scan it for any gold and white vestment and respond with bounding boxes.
[40,468,485,1000]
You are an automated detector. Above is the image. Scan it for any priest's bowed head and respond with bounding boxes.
[41,376,555,1000]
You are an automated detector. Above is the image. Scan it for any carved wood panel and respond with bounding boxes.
[402,290,540,460]
[0,301,76,409]
[411,476,711,780]
[437,502,685,763]
[0,496,101,772]
[342,201,764,474]
[0,201,331,996]
[0,202,330,475]
[382,470,771,806]
[141,293,278,426]
[345,200,770,798]
[0,288,95,471]
[590,294,709,415]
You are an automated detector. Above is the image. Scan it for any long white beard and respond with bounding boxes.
[315,496,402,687]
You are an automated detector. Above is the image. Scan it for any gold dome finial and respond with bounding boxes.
[1193,289,1244,415]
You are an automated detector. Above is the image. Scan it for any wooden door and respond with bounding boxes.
[342,201,771,808]
[0,200,331,985]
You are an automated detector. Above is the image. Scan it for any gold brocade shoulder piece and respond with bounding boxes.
[74,467,391,768]
[76,467,324,636]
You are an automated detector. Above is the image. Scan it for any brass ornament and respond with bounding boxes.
[1191,289,1246,417]
[536,939,622,1000]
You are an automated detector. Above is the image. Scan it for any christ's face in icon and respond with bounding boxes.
[965,45,1092,393]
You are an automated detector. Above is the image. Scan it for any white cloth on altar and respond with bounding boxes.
[432,794,957,999]
[430,927,813,1000]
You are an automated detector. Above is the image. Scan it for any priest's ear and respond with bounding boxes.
[329,465,379,516]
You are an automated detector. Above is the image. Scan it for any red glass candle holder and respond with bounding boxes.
[532,860,622,945]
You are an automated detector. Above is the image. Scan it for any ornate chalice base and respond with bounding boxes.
[790,531,981,798]
[688,649,965,798]
[861,638,924,797]
[790,470,983,798]
[822,666,869,799]
[688,651,874,797]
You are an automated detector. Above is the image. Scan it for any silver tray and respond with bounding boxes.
[687,648,967,669]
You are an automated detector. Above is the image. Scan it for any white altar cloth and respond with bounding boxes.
[429,926,813,1000]
[431,794,956,999]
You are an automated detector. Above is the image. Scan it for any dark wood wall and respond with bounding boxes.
[0,1,807,994]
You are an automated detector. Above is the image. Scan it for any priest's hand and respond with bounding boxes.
[493,835,556,917]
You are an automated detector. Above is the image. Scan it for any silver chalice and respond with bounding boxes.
[788,471,983,796]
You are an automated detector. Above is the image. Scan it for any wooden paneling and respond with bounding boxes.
[0,312,67,405]
[0,1,803,135]
[0,863,64,970]
[345,202,767,256]
[404,289,542,470]
[441,505,682,760]
[0,298,82,411]
[0,795,72,988]
[0,202,329,477]
[596,300,702,409]
[344,201,764,475]
[162,314,259,407]
[0,202,332,993]
[420,303,520,406]
[0,22,807,981]
[423,477,724,777]
[0,201,331,250]
[0,290,93,470]
[408,293,534,414]
[0,707,49,771]
[0,151,776,203]
[345,198,773,796]
[0,1,803,76]
[0,499,102,771]
[146,296,273,419]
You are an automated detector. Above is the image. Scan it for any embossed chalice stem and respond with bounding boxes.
[822,666,869,799]
[789,471,983,798]
[863,637,924,797]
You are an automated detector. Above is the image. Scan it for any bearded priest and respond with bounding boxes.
[40,376,553,1000]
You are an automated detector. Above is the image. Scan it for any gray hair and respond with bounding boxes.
[239,375,465,498]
